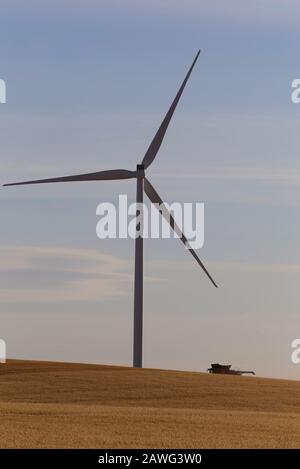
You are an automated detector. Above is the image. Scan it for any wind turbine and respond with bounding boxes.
[3,50,217,368]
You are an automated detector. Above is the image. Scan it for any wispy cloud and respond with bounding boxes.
[0,246,132,303]
[51,0,300,25]
[153,166,300,183]
[149,259,300,274]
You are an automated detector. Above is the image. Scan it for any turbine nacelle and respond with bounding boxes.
[136,164,145,179]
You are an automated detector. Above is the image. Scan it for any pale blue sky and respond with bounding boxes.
[1,0,300,379]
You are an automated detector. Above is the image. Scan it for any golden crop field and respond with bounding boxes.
[0,359,299,448]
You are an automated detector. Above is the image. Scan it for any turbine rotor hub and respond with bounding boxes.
[136,164,145,179]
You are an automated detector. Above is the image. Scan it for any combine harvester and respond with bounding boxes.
[207,363,255,376]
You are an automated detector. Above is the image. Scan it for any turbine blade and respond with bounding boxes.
[142,50,201,170]
[144,177,218,288]
[3,169,137,187]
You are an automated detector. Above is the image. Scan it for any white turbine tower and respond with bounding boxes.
[4,50,218,368]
